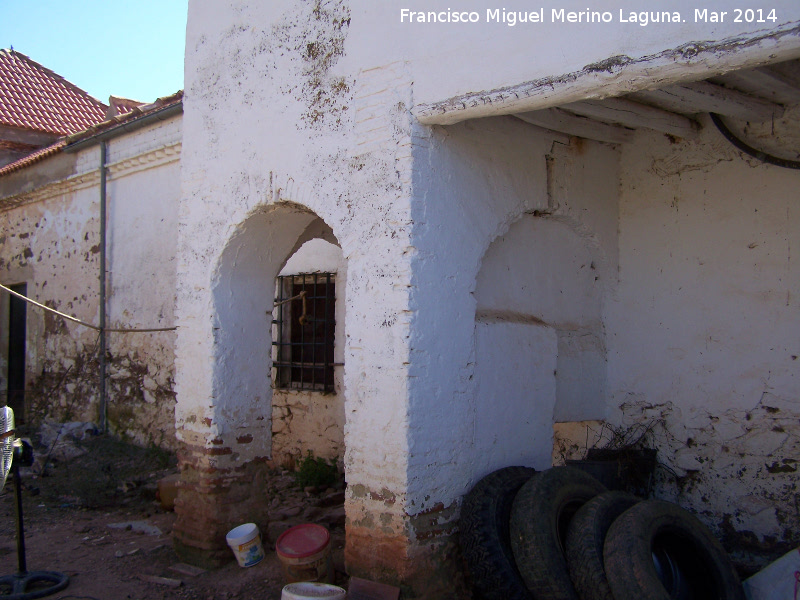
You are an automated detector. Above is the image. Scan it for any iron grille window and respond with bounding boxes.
[273,273,336,393]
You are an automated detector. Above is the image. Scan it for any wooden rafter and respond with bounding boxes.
[633,80,784,121]
[514,108,634,145]
[560,98,699,139]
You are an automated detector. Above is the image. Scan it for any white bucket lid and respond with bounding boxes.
[226,522,259,546]
[281,582,347,600]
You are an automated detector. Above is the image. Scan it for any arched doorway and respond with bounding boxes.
[174,201,347,565]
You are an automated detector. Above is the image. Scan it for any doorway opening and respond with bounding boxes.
[7,283,27,423]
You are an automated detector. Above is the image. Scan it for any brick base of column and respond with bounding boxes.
[345,501,469,599]
[172,454,270,569]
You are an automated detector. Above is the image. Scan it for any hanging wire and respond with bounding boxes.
[710,113,800,170]
[0,283,176,333]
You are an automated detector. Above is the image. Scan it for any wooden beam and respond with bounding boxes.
[514,108,634,145]
[506,114,571,145]
[413,25,800,126]
[561,98,699,138]
[709,69,800,106]
[764,60,800,89]
[639,80,784,121]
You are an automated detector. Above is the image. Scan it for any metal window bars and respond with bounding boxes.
[272,273,336,393]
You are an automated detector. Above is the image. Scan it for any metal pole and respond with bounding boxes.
[99,142,107,434]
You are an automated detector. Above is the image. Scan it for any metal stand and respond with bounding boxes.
[0,445,69,599]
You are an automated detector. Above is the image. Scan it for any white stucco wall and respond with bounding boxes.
[0,185,98,425]
[179,0,800,579]
[472,320,557,471]
[178,2,417,545]
[405,118,619,511]
[105,117,182,447]
[608,109,800,558]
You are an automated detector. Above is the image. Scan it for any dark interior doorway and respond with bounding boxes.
[7,283,27,423]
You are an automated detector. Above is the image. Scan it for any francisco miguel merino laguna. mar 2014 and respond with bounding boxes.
[399,7,780,26]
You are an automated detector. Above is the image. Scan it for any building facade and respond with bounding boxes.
[1,3,799,596]
[172,1,800,593]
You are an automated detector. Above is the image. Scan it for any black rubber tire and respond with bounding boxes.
[510,466,607,600]
[603,500,746,600]
[459,466,536,600]
[564,490,640,600]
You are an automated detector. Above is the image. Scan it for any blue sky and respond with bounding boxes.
[2,0,188,103]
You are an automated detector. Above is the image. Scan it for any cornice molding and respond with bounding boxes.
[0,142,182,212]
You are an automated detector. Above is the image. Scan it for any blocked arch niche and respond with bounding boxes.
[212,202,344,462]
[472,213,607,469]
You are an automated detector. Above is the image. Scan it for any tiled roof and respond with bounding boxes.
[66,91,182,144]
[0,48,108,135]
[0,139,67,177]
[0,91,183,178]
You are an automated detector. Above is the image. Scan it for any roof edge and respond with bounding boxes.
[414,22,800,125]
[0,91,183,177]
[64,95,183,152]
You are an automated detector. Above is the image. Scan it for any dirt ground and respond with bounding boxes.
[0,434,347,600]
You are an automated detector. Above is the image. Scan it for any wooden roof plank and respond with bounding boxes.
[514,108,634,145]
[707,69,800,106]
[652,80,785,121]
[560,97,699,139]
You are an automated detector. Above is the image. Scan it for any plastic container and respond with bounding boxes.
[281,582,346,600]
[157,473,180,511]
[276,524,333,583]
[226,523,265,567]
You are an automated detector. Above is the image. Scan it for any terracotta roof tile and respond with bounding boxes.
[108,96,145,117]
[65,91,183,144]
[0,139,67,177]
[0,49,108,136]
[0,91,183,178]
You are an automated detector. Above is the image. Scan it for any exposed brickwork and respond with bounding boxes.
[344,494,467,599]
[173,448,271,568]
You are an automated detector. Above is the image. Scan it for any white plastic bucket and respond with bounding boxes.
[225,523,265,567]
[281,582,346,600]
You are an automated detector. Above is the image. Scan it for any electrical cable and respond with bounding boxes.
[710,113,800,170]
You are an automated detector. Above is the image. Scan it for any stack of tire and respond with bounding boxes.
[459,466,745,600]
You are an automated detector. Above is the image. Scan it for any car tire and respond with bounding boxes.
[510,466,607,600]
[564,490,640,600]
[603,499,746,600]
[460,466,536,600]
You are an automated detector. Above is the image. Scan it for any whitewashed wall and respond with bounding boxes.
[180,0,800,585]
[177,0,419,576]
[405,118,619,511]
[607,109,800,561]
[105,117,181,447]
[0,115,181,448]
